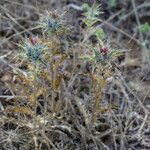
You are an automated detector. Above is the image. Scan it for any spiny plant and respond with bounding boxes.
[82,3,102,28]
[2,4,122,149]
[5,10,68,115]
[2,10,70,149]
[19,36,47,67]
[39,10,68,36]
[79,3,122,125]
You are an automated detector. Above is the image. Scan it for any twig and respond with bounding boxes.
[0,51,12,59]
[132,0,150,68]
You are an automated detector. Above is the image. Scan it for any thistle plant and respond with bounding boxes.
[18,36,47,68]
[80,3,122,125]
[39,10,67,36]
[81,44,121,65]
[82,3,102,28]
[1,4,123,149]
[81,3,121,66]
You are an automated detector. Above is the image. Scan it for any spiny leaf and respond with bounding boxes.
[82,3,101,27]
[94,28,105,39]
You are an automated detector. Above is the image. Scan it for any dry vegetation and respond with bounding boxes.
[0,0,150,150]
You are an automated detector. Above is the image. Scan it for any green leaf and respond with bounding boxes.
[82,3,101,27]
[139,22,150,33]
[108,49,122,59]
[94,28,105,39]
[79,55,93,61]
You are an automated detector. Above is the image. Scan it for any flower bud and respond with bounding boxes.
[100,47,108,54]
[29,36,39,45]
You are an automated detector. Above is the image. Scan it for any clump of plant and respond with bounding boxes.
[1,4,122,149]
[79,3,122,125]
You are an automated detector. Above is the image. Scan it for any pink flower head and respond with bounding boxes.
[100,47,108,54]
[29,36,39,45]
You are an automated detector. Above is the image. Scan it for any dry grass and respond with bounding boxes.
[0,0,150,150]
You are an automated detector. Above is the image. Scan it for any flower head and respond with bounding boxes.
[21,36,47,65]
[29,36,39,45]
[100,47,108,54]
[40,10,66,35]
